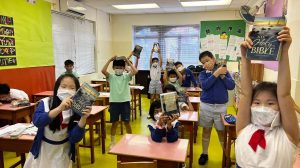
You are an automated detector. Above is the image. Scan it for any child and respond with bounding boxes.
[0,84,31,123]
[198,50,235,165]
[235,27,299,167]
[163,67,183,92]
[174,62,198,87]
[149,48,163,102]
[63,59,79,78]
[163,84,194,111]
[24,74,91,168]
[101,56,138,149]
[148,100,179,142]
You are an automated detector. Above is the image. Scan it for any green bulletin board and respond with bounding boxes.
[0,0,53,69]
[200,20,246,61]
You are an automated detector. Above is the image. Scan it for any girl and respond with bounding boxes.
[235,27,300,167]
[148,100,180,142]
[24,74,91,168]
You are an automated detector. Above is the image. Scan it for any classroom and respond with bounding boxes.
[0,0,299,168]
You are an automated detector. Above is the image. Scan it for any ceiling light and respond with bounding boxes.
[113,3,159,10]
[181,0,232,7]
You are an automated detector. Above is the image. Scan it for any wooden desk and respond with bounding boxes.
[221,114,236,168]
[178,111,198,168]
[96,92,110,106]
[32,91,53,102]
[0,134,34,168]
[129,85,144,120]
[0,104,36,124]
[79,106,108,163]
[109,134,189,168]
[91,79,109,91]
[89,83,103,92]
[186,87,202,97]
[188,96,200,112]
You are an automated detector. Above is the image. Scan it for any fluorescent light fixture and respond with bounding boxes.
[69,6,87,11]
[181,0,232,7]
[113,3,159,10]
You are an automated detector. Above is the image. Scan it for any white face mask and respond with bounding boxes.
[177,66,184,72]
[152,62,158,67]
[251,106,280,127]
[169,77,177,83]
[57,88,76,101]
[154,112,162,121]
[115,69,124,76]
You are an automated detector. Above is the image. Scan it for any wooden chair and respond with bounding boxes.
[117,160,157,168]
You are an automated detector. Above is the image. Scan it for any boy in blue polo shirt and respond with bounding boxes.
[101,56,138,149]
[198,51,235,165]
[174,62,197,87]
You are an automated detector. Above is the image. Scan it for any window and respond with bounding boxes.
[133,25,200,70]
[52,12,96,77]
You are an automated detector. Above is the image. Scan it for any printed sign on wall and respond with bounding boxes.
[0,15,17,66]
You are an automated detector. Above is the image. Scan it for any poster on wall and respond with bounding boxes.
[200,20,246,62]
[0,15,17,66]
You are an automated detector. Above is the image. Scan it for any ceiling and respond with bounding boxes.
[81,0,249,14]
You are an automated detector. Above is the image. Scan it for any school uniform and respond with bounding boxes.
[181,68,197,87]
[24,97,84,168]
[148,120,180,143]
[149,64,162,94]
[199,70,235,130]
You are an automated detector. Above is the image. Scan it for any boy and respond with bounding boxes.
[174,61,198,87]
[149,48,163,102]
[0,84,31,123]
[101,56,138,149]
[163,67,183,93]
[63,59,79,78]
[198,51,235,165]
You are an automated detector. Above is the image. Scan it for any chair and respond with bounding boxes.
[117,160,157,168]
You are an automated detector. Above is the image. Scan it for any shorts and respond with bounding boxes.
[199,102,227,131]
[148,80,162,94]
[109,102,131,122]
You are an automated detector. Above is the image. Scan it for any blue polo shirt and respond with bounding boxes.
[182,68,198,87]
[199,71,235,104]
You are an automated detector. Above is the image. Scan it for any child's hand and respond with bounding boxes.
[278,26,292,52]
[157,115,168,127]
[81,106,92,119]
[110,56,117,62]
[59,96,73,111]
[214,66,227,76]
[240,37,253,57]
[167,114,179,129]
[157,48,161,53]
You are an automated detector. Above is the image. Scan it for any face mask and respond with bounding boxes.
[177,66,184,72]
[169,77,177,83]
[154,112,162,121]
[251,106,280,127]
[115,69,124,76]
[152,62,158,67]
[57,88,76,101]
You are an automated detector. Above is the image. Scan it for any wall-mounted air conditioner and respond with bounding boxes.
[60,0,86,17]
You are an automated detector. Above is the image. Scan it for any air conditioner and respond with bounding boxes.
[60,0,86,17]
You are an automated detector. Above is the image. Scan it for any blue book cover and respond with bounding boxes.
[71,83,100,116]
[246,25,282,61]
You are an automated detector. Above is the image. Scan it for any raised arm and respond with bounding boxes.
[236,38,253,134]
[163,69,169,85]
[174,67,183,85]
[149,49,154,67]
[158,49,162,67]
[101,56,115,77]
[125,57,138,76]
[276,27,299,145]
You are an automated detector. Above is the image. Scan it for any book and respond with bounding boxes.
[133,45,143,58]
[246,17,286,61]
[71,83,100,116]
[160,92,180,116]
[153,42,160,52]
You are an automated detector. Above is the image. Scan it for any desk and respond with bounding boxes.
[89,83,103,92]
[96,92,110,106]
[221,114,236,168]
[188,96,200,112]
[178,111,198,168]
[129,85,144,120]
[0,134,34,168]
[32,91,53,102]
[109,134,188,168]
[79,106,108,163]
[0,104,36,124]
[186,87,202,97]
[91,79,109,91]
